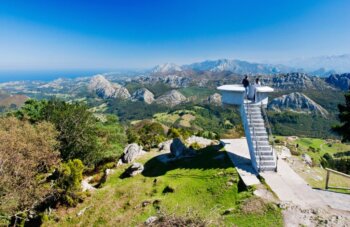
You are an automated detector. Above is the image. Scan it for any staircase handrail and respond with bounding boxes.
[260,103,278,172]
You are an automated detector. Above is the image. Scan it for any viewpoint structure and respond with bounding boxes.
[217,84,277,172]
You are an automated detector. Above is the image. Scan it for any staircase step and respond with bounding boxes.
[259,161,276,166]
[253,141,270,146]
[254,146,272,152]
[255,155,274,161]
[251,136,268,141]
[259,166,276,172]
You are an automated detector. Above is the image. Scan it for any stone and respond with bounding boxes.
[158,139,173,153]
[279,146,292,159]
[81,176,96,192]
[302,153,313,166]
[121,163,144,178]
[121,143,145,163]
[145,216,158,225]
[185,136,215,148]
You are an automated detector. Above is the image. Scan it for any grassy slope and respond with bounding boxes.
[276,136,350,192]
[43,146,282,227]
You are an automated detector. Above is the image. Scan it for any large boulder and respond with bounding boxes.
[185,136,216,148]
[121,163,144,178]
[158,139,173,153]
[121,143,145,163]
[131,88,155,104]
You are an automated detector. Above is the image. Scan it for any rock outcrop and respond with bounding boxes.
[120,143,145,163]
[136,75,191,88]
[207,93,222,106]
[131,88,154,104]
[88,75,131,99]
[158,139,173,153]
[268,92,329,118]
[121,163,144,178]
[185,136,215,148]
[325,73,350,90]
[155,90,187,107]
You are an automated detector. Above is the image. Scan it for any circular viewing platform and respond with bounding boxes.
[217,84,274,105]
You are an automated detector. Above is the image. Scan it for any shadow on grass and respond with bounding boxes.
[142,143,236,177]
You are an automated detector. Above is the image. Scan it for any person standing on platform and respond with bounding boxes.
[242,76,250,98]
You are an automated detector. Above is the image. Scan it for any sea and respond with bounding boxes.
[0,70,105,83]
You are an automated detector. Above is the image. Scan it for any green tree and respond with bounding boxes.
[43,99,100,165]
[333,91,350,142]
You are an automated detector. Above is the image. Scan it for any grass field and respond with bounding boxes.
[43,146,282,226]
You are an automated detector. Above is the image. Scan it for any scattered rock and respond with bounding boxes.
[77,206,92,217]
[142,200,151,207]
[145,216,158,225]
[121,143,146,163]
[105,169,115,176]
[131,88,154,104]
[207,93,222,106]
[302,154,313,166]
[276,145,292,159]
[81,176,96,192]
[158,139,173,153]
[120,163,144,178]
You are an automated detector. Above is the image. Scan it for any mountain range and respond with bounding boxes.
[150,54,350,77]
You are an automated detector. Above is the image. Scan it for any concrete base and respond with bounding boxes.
[221,138,261,186]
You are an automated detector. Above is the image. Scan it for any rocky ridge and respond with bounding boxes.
[155,90,187,107]
[268,92,329,117]
[131,88,155,104]
[89,75,131,99]
[325,73,350,90]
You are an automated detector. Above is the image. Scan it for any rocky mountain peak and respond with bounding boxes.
[268,92,329,117]
[89,75,130,99]
[152,63,182,74]
[325,73,350,90]
[155,90,187,107]
[131,88,155,104]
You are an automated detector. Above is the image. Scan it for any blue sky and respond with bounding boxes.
[0,0,350,71]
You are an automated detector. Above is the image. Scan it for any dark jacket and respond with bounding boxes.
[242,78,249,87]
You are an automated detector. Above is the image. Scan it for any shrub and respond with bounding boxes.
[57,159,84,192]
[0,117,60,221]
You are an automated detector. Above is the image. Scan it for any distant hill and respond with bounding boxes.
[325,73,350,90]
[0,94,29,109]
[268,92,329,118]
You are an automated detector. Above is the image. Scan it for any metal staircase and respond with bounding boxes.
[241,101,277,172]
